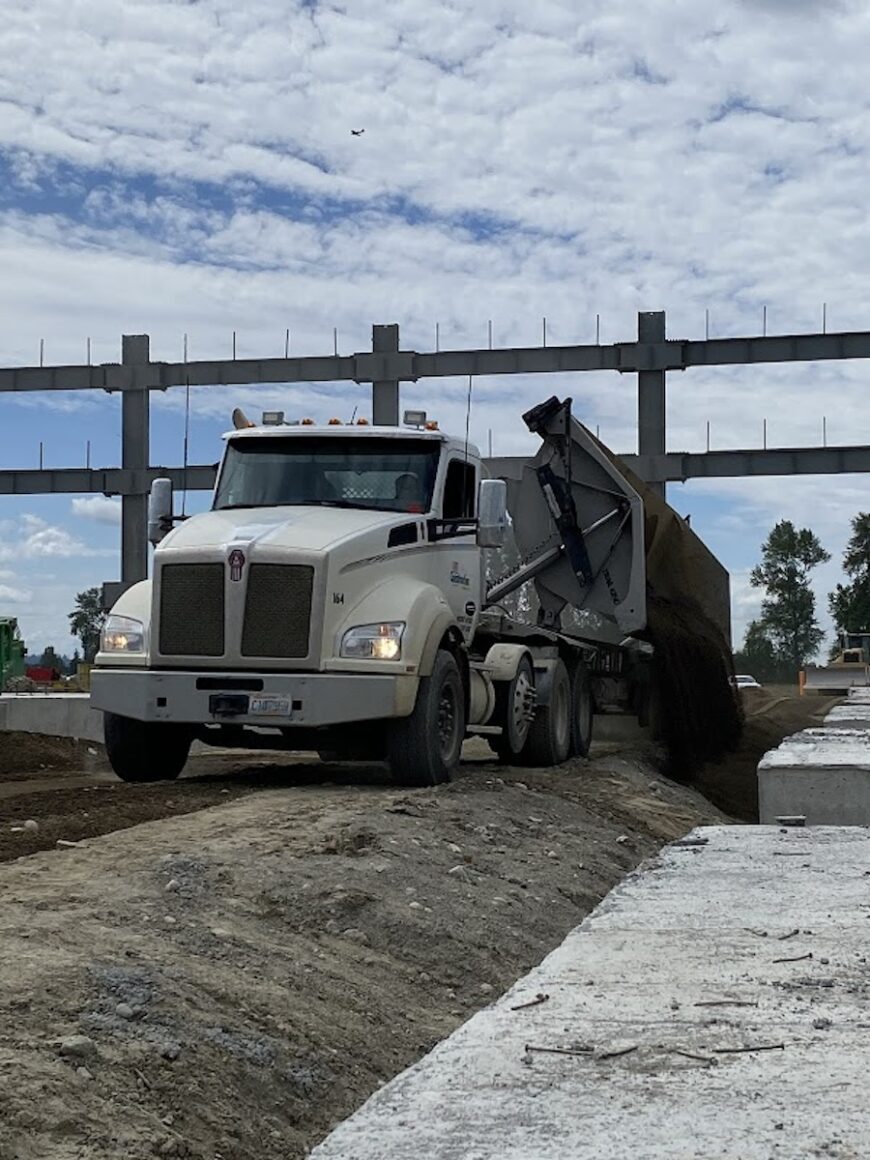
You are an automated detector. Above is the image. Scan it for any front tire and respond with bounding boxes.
[387,650,466,787]
[104,712,192,783]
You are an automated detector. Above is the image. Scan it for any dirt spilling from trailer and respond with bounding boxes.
[0,741,727,1160]
[645,595,743,779]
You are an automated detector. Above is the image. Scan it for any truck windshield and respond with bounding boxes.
[214,436,441,514]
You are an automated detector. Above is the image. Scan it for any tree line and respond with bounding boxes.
[735,514,870,683]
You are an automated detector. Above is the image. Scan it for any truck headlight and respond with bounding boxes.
[101,615,146,653]
[340,622,404,661]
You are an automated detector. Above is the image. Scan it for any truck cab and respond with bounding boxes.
[91,414,510,786]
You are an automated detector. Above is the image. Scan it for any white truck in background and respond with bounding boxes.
[91,397,737,784]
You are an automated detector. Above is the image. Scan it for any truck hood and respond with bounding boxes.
[159,506,404,554]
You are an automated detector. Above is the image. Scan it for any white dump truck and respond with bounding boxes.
[91,397,738,784]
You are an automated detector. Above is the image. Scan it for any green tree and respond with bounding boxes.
[750,520,830,675]
[829,513,870,641]
[68,587,107,663]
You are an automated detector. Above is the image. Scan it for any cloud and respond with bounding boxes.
[0,515,114,562]
[0,584,31,604]
[71,496,122,525]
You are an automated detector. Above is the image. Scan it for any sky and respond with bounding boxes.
[1,0,870,657]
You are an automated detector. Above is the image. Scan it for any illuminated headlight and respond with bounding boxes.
[340,622,404,661]
[101,615,146,653]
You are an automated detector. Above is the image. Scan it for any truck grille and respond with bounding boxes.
[159,563,225,656]
[242,564,313,658]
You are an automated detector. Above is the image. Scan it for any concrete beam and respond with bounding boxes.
[0,465,217,496]
[622,444,870,483]
[7,328,870,393]
[637,311,666,499]
[372,324,400,425]
[121,336,151,585]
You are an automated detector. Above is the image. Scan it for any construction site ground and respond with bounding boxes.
[0,686,838,1159]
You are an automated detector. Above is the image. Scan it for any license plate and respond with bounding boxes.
[250,696,292,717]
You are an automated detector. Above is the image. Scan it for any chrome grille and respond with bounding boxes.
[242,564,313,658]
[159,563,225,656]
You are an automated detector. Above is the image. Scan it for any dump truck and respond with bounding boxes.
[91,397,740,784]
[803,631,870,695]
[0,618,25,691]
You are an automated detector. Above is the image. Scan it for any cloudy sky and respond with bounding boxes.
[1,0,869,656]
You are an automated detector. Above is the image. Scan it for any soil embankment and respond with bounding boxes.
[0,740,723,1160]
[0,689,829,1158]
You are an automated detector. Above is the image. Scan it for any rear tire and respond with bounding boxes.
[569,660,593,758]
[520,658,571,767]
[489,654,536,762]
[387,650,465,787]
[104,712,191,783]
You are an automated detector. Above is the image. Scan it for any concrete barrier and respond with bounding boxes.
[824,703,870,729]
[0,694,103,744]
[758,727,870,824]
[311,826,870,1160]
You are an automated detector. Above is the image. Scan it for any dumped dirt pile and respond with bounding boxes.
[0,732,104,779]
[0,744,725,1160]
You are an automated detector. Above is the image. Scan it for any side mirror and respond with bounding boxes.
[148,478,174,545]
[477,479,508,548]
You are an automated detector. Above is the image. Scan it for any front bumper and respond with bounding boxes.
[90,668,418,728]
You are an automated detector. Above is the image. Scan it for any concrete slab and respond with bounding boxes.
[0,693,103,744]
[757,727,870,824]
[824,703,870,729]
[310,826,870,1160]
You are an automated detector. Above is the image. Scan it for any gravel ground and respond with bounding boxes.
[0,739,726,1160]
[0,689,830,1159]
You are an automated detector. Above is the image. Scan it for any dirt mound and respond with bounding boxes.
[0,744,724,1160]
[0,732,106,778]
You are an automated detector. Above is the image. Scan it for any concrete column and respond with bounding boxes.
[637,311,666,499]
[121,334,151,584]
[372,324,400,425]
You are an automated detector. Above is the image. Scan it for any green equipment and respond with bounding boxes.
[0,618,26,690]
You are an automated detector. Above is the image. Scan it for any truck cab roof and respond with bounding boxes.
[223,423,480,459]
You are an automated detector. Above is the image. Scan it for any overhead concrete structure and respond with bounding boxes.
[311,825,870,1160]
[5,314,870,594]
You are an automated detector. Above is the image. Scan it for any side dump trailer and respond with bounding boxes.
[92,396,739,785]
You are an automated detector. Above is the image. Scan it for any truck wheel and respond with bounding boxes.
[520,658,571,767]
[570,660,593,758]
[104,712,191,783]
[387,650,466,787]
[489,654,535,762]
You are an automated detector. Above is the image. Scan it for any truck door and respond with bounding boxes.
[438,457,482,642]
